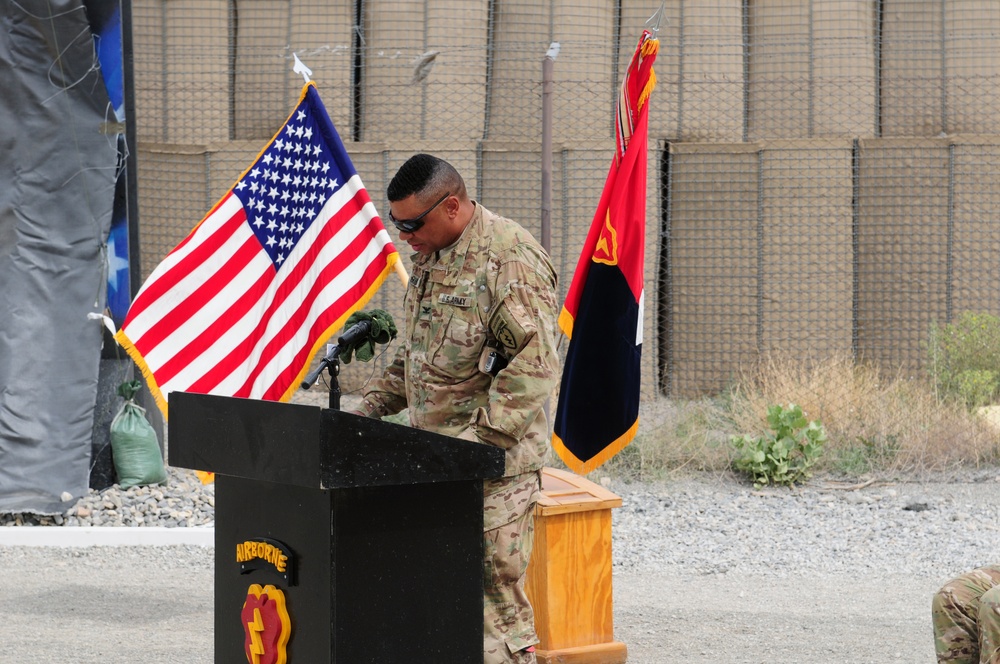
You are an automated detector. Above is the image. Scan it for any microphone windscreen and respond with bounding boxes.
[337,309,397,363]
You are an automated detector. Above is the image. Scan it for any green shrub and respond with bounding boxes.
[955,369,1000,410]
[833,433,900,475]
[730,403,826,488]
[929,311,1000,409]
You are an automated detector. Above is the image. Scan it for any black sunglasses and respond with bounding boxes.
[388,192,450,233]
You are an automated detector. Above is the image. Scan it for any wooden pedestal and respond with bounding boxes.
[526,468,627,664]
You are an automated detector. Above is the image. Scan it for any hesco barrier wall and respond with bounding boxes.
[131,0,1000,401]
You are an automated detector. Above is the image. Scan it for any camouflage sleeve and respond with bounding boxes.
[357,341,408,418]
[470,245,560,448]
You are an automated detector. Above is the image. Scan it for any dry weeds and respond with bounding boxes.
[564,353,1000,481]
[726,354,1000,475]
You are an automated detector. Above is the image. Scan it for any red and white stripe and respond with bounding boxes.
[118,174,396,411]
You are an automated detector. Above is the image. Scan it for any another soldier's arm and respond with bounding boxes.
[356,342,408,417]
[467,249,560,449]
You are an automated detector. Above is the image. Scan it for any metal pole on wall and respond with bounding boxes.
[541,43,559,425]
[121,0,165,451]
[541,43,560,253]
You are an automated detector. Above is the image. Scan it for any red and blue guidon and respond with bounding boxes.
[553,30,659,474]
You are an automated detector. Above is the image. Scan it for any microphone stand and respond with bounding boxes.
[327,353,341,411]
[301,345,342,411]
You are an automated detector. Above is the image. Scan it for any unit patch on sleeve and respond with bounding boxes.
[490,306,526,351]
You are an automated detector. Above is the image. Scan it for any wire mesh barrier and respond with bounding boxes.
[131,0,1000,473]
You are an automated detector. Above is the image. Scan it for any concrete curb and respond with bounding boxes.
[0,526,215,547]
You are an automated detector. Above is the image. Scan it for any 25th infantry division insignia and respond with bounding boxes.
[241,584,291,664]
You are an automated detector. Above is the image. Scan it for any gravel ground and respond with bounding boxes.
[6,463,999,583]
[0,467,216,528]
[608,468,1000,663]
[609,469,1000,579]
[4,466,1000,662]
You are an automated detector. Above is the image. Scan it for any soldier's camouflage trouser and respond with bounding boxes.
[933,565,1000,663]
[483,471,540,664]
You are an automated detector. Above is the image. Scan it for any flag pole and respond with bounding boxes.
[646,0,667,38]
[394,259,409,285]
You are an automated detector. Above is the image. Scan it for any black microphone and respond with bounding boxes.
[337,319,372,347]
[300,310,397,390]
[301,345,341,389]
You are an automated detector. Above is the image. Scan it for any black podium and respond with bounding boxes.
[168,392,505,663]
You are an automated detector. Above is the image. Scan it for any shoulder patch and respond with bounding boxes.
[490,306,525,351]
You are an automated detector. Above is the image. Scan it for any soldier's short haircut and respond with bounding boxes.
[387,153,465,202]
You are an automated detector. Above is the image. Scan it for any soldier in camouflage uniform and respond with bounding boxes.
[354,154,560,664]
[932,565,1000,663]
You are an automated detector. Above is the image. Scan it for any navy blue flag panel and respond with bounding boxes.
[554,263,642,465]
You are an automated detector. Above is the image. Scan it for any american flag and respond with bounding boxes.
[116,83,399,417]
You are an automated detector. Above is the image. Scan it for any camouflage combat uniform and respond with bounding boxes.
[933,565,1000,663]
[358,202,560,663]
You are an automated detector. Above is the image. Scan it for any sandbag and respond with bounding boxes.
[110,380,166,489]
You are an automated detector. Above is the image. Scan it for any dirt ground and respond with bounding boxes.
[614,570,938,663]
[0,545,938,663]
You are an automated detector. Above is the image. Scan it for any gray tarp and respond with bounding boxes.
[0,1,117,514]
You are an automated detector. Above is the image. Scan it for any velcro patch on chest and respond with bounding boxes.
[438,294,472,307]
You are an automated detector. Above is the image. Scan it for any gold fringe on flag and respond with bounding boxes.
[552,417,640,476]
[637,38,659,112]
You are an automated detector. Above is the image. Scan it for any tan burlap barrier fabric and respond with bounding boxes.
[550,0,618,143]
[641,142,665,398]
[132,0,230,143]
[810,0,877,138]
[880,0,943,137]
[748,0,809,139]
[135,144,213,277]
[621,0,743,142]
[758,139,854,359]
[748,0,876,139]
[666,142,760,397]
[943,1,1000,135]
[882,0,1000,136]
[487,0,618,143]
[951,137,1000,315]
[485,1,546,142]
[233,1,354,141]
[479,142,545,243]
[666,140,854,397]
[362,1,489,142]
[856,138,951,373]
[233,1,293,141]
